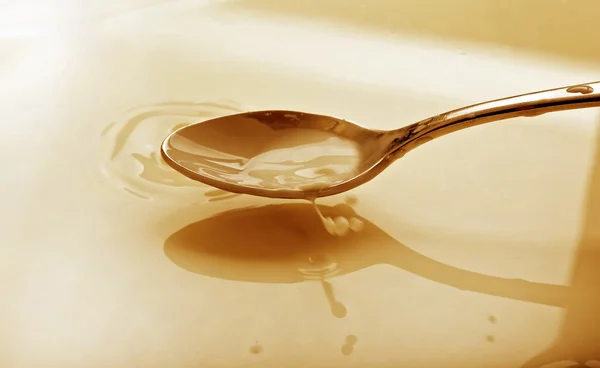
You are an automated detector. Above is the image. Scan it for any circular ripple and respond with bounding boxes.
[100,100,245,202]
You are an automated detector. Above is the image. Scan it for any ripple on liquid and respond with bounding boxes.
[100,100,246,202]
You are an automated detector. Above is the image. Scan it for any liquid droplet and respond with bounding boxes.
[249,342,263,354]
[566,85,594,94]
[333,216,351,236]
[486,335,495,343]
[344,194,358,206]
[341,334,357,356]
[100,100,245,202]
[349,217,365,232]
[311,199,365,236]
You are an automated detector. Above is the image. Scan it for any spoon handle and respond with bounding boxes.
[392,81,600,156]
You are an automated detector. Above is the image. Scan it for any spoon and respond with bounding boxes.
[161,82,600,199]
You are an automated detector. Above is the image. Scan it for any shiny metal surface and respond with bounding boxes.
[163,82,600,199]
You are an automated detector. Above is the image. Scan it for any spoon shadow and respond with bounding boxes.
[164,203,574,308]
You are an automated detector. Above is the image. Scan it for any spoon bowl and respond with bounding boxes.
[162,82,600,199]
[161,110,393,199]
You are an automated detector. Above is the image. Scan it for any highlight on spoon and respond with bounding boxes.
[160,110,389,199]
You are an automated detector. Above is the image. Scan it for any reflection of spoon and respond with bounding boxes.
[162,82,600,199]
[163,203,378,284]
[162,203,578,307]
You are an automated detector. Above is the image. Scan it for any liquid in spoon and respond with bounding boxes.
[165,126,362,193]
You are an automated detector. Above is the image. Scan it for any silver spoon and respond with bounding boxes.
[161,82,600,200]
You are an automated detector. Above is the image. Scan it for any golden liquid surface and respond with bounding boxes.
[164,117,363,194]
